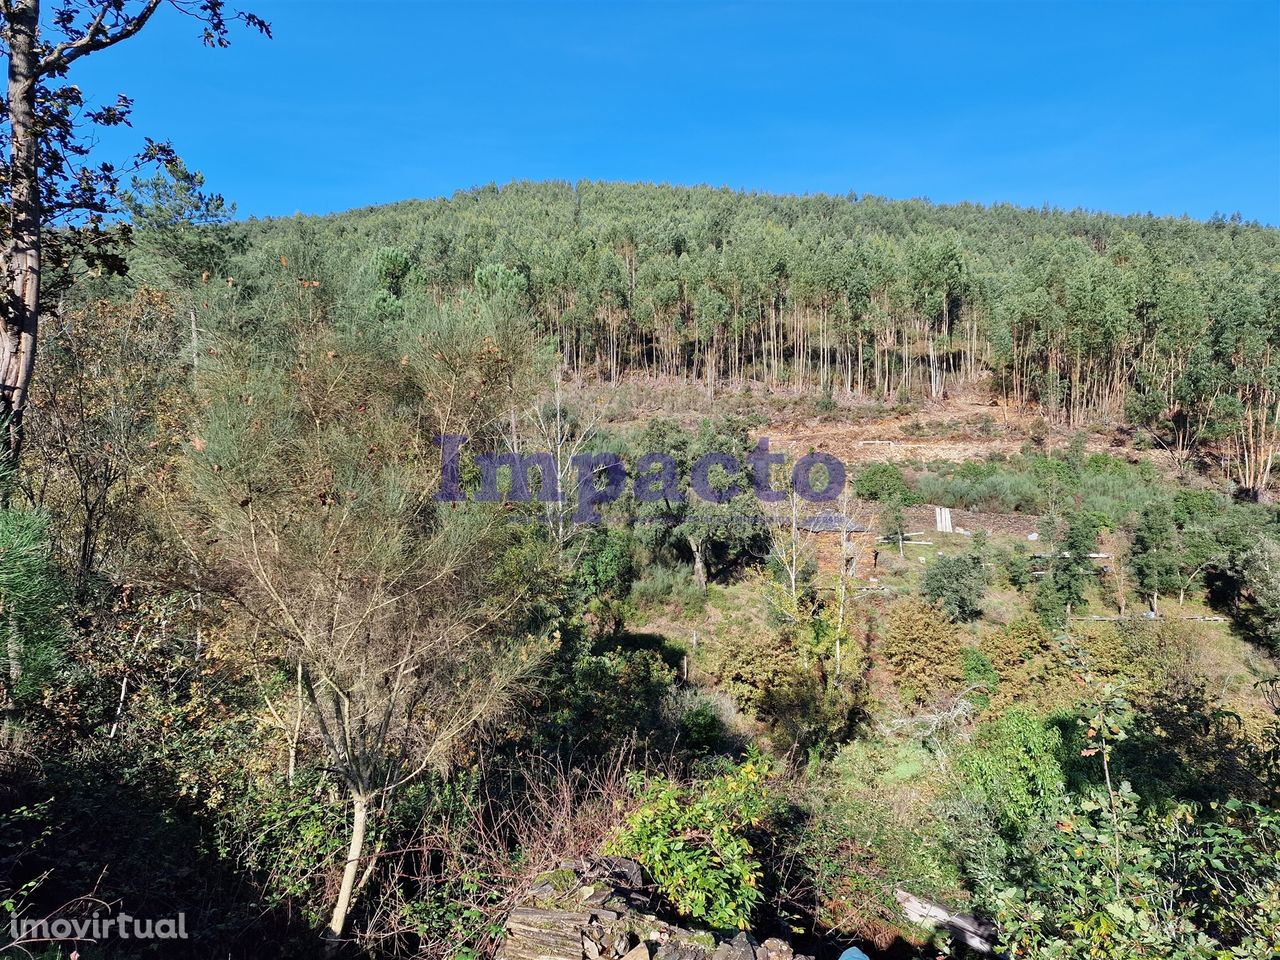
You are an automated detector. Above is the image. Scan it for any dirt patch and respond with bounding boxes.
[763,395,1140,469]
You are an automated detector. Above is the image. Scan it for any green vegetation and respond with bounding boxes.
[213,181,1280,499]
[0,170,1277,960]
[922,552,987,622]
[609,758,774,930]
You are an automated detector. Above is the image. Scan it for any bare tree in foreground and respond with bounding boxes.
[182,316,554,946]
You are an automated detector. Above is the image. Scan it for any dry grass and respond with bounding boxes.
[364,748,646,958]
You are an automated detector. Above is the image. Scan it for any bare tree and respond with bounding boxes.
[183,320,554,948]
[521,379,600,551]
[765,483,815,616]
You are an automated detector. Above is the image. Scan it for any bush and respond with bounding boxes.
[879,598,964,702]
[1172,488,1226,528]
[999,543,1034,591]
[677,700,729,755]
[915,465,1043,513]
[961,647,999,708]
[609,757,774,929]
[575,527,636,600]
[922,552,987,622]
[792,740,966,943]
[853,463,920,504]
[993,790,1280,960]
[629,564,707,617]
[714,628,797,717]
[957,710,1064,832]
[0,509,67,711]
[542,646,677,752]
[980,617,1071,713]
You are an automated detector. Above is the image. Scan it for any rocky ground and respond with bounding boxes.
[497,857,813,960]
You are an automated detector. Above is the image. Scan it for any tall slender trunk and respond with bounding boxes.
[2,0,43,468]
[326,791,369,950]
[689,537,707,591]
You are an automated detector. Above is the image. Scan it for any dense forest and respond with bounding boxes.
[221,181,1280,496]
[0,167,1277,960]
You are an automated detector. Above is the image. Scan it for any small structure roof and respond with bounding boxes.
[797,510,869,534]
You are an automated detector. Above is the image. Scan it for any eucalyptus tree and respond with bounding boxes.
[0,0,267,466]
[1128,503,1181,615]
[1207,270,1280,500]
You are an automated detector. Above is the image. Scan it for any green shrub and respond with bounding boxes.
[0,509,67,711]
[794,741,966,941]
[546,647,676,751]
[1171,488,1225,528]
[219,771,348,921]
[957,710,1064,832]
[677,699,729,756]
[961,647,999,708]
[608,758,774,930]
[993,790,1280,960]
[853,463,920,504]
[999,543,1034,591]
[575,527,636,599]
[629,564,707,616]
[915,466,1043,513]
[922,552,987,622]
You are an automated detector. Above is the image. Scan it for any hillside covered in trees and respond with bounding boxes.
[229,181,1280,495]
[0,172,1278,960]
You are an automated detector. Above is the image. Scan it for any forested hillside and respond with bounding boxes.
[1,174,1278,960]
[228,182,1280,496]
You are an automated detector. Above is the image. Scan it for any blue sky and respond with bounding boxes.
[73,0,1280,222]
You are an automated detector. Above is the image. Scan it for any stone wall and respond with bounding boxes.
[497,857,813,960]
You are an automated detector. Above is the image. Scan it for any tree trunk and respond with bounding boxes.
[325,791,369,951]
[4,614,21,716]
[689,537,707,591]
[2,0,42,469]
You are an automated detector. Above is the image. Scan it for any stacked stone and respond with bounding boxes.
[497,858,813,960]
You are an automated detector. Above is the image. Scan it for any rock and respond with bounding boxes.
[655,943,713,960]
[507,906,597,930]
[596,855,645,888]
[501,906,601,960]
[499,858,804,960]
[580,884,615,907]
[712,932,758,960]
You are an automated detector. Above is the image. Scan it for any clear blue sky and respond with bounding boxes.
[74,0,1280,222]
